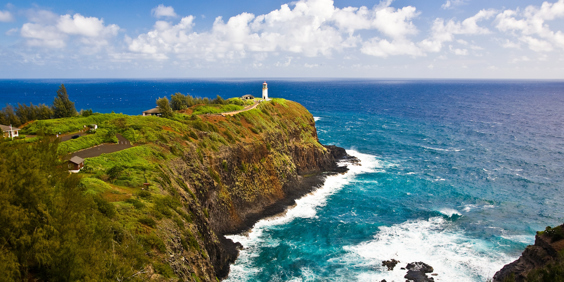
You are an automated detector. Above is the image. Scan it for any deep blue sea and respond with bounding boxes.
[2,79,564,281]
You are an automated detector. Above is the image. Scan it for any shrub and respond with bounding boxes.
[138,216,157,228]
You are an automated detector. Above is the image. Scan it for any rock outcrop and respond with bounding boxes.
[494,224,564,282]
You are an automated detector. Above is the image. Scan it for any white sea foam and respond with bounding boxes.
[225,150,381,281]
[438,208,462,217]
[313,117,321,121]
[501,234,535,244]
[422,146,463,152]
[342,217,516,282]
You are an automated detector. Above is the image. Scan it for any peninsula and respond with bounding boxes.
[0,88,350,281]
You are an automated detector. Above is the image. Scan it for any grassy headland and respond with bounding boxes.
[1,98,338,281]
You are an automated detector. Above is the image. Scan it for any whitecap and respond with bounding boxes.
[500,234,535,244]
[313,117,321,121]
[343,217,517,282]
[438,208,462,218]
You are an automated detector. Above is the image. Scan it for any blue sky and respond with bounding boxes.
[0,0,563,78]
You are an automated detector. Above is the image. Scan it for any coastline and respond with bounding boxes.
[221,147,361,280]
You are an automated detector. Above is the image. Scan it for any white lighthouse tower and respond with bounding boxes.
[262,81,269,101]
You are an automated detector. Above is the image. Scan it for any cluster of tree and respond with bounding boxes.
[0,84,77,127]
[156,93,239,118]
[0,138,145,280]
[169,93,227,111]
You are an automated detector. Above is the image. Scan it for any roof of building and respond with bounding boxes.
[241,94,255,98]
[0,124,20,132]
[69,156,84,164]
[143,107,161,114]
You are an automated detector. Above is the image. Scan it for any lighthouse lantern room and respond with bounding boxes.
[262,81,270,101]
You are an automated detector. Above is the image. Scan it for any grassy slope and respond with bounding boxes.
[15,98,323,281]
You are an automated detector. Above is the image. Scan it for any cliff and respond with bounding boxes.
[6,98,348,281]
[494,224,564,282]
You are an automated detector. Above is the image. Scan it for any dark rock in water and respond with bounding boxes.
[405,270,434,282]
[382,259,400,271]
[380,280,387,282]
[404,262,435,282]
[406,262,434,273]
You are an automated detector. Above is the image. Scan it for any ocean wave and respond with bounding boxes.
[225,150,381,281]
[313,117,321,121]
[342,217,516,282]
[500,234,535,245]
[422,146,463,152]
[437,208,462,218]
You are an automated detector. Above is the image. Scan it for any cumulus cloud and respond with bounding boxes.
[496,0,564,51]
[20,11,120,49]
[0,10,14,22]
[128,0,422,60]
[57,14,119,37]
[152,4,178,18]
[419,9,496,53]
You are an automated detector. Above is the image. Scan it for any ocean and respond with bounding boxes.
[2,79,564,281]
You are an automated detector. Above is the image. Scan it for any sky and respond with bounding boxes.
[0,0,563,79]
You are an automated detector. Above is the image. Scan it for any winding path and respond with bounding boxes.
[71,134,132,159]
[220,100,260,116]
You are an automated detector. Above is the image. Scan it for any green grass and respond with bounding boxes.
[192,104,244,115]
[84,145,167,187]
[80,177,113,196]
[21,113,123,135]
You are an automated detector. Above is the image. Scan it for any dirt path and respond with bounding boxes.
[221,101,260,116]
[71,134,133,159]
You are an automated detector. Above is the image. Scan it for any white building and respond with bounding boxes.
[262,81,270,101]
[0,124,19,139]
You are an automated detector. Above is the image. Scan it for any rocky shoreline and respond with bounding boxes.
[217,144,355,278]
[493,224,564,281]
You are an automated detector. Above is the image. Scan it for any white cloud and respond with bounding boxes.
[501,39,521,49]
[128,0,423,60]
[496,0,564,51]
[21,23,66,48]
[361,38,425,57]
[152,4,178,18]
[57,14,119,37]
[420,9,496,53]
[5,28,18,35]
[20,11,120,49]
[441,0,465,10]
[510,55,530,63]
[449,45,468,55]
[0,10,14,22]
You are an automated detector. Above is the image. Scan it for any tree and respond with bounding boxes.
[156,97,173,118]
[52,84,77,118]
[170,93,187,111]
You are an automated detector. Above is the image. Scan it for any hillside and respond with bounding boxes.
[0,99,348,281]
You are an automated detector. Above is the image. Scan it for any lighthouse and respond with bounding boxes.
[262,81,269,101]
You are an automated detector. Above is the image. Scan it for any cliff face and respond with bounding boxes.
[494,225,564,282]
[146,100,346,280]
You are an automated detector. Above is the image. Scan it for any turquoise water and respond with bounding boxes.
[2,79,564,281]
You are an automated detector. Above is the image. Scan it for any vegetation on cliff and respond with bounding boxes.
[1,97,339,281]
